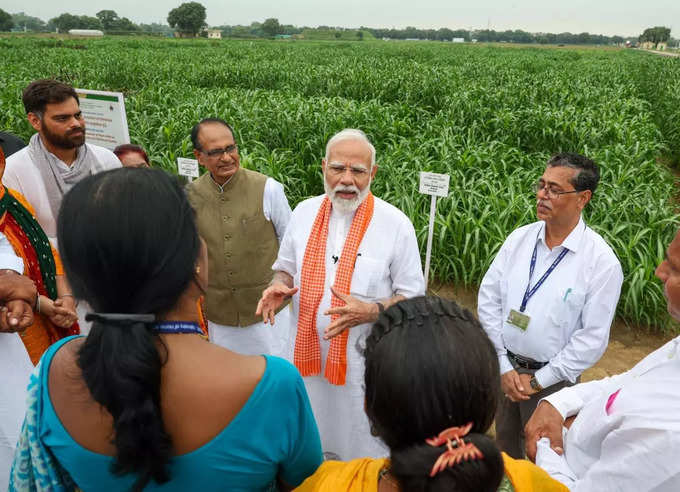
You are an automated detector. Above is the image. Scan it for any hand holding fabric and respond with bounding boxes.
[525,400,565,462]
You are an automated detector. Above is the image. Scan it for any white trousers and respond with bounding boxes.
[208,306,291,357]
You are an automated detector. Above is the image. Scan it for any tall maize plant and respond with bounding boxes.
[1,37,678,330]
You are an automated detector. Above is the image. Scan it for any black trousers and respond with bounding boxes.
[495,366,575,459]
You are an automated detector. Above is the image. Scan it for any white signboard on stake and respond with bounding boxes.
[419,172,450,288]
[75,88,130,150]
[177,158,199,181]
[419,171,450,197]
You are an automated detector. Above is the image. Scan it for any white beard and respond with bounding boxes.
[324,177,371,214]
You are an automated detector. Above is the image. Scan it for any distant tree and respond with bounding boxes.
[49,13,102,31]
[357,30,363,41]
[640,26,671,45]
[0,8,13,31]
[167,2,206,36]
[78,15,103,30]
[116,17,139,32]
[96,10,119,31]
[334,31,341,39]
[49,13,81,32]
[261,17,281,37]
[11,12,46,31]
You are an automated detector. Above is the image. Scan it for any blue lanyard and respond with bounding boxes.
[153,321,204,335]
[520,241,569,312]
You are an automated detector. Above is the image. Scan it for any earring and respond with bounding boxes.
[195,265,201,274]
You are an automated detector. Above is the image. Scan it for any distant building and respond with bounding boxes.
[68,29,104,37]
[207,29,222,39]
[640,40,668,50]
[452,37,465,43]
[275,34,292,39]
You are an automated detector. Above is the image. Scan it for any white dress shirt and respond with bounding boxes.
[272,194,425,460]
[537,336,680,491]
[0,234,23,274]
[3,144,121,245]
[478,217,623,388]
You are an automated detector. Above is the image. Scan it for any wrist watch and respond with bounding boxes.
[530,376,543,392]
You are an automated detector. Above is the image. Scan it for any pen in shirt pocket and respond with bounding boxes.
[563,288,572,302]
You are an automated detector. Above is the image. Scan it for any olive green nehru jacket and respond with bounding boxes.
[187,168,280,326]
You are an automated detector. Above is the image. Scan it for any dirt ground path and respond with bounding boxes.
[428,283,674,380]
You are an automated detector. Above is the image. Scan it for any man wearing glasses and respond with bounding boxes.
[256,129,424,460]
[187,118,292,356]
[478,152,623,459]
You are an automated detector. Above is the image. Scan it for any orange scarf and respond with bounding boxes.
[295,193,374,386]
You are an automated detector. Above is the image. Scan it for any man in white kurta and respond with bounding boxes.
[0,234,33,490]
[257,129,424,460]
[526,228,680,492]
[2,80,120,334]
[478,153,622,458]
[187,118,292,356]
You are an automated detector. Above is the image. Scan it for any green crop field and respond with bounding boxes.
[1,36,679,330]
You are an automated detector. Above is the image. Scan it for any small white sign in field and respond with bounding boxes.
[418,171,450,288]
[75,89,130,150]
[419,171,450,197]
[177,157,199,181]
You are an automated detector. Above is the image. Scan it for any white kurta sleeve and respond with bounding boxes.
[477,240,514,375]
[271,212,298,278]
[389,219,424,298]
[262,178,292,244]
[542,374,625,420]
[570,426,680,492]
[535,437,578,489]
[0,234,24,273]
[534,259,623,388]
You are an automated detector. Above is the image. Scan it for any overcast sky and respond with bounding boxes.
[5,0,679,37]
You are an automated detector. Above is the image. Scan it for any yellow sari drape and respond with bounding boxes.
[295,454,568,492]
[294,458,388,492]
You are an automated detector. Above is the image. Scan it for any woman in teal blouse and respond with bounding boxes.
[10,168,322,491]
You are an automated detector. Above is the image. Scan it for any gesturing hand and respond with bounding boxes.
[323,286,379,340]
[256,283,298,325]
[525,400,565,462]
[501,370,531,402]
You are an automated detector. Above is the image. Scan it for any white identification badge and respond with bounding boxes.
[507,309,531,331]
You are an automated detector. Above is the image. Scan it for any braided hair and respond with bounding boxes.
[364,296,504,492]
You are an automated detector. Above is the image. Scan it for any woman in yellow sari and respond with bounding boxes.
[295,297,566,492]
[0,147,78,363]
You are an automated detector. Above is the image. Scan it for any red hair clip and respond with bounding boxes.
[425,422,484,477]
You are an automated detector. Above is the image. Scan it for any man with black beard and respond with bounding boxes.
[2,80,120,335]
[2,80,120,246]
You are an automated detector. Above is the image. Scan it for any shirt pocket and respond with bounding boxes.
[548,288,585,327]
[350,256,388,301]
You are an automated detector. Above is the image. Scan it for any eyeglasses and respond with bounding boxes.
[201,144,238,158]
[327,162,370,177]
[532,181,581,200]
